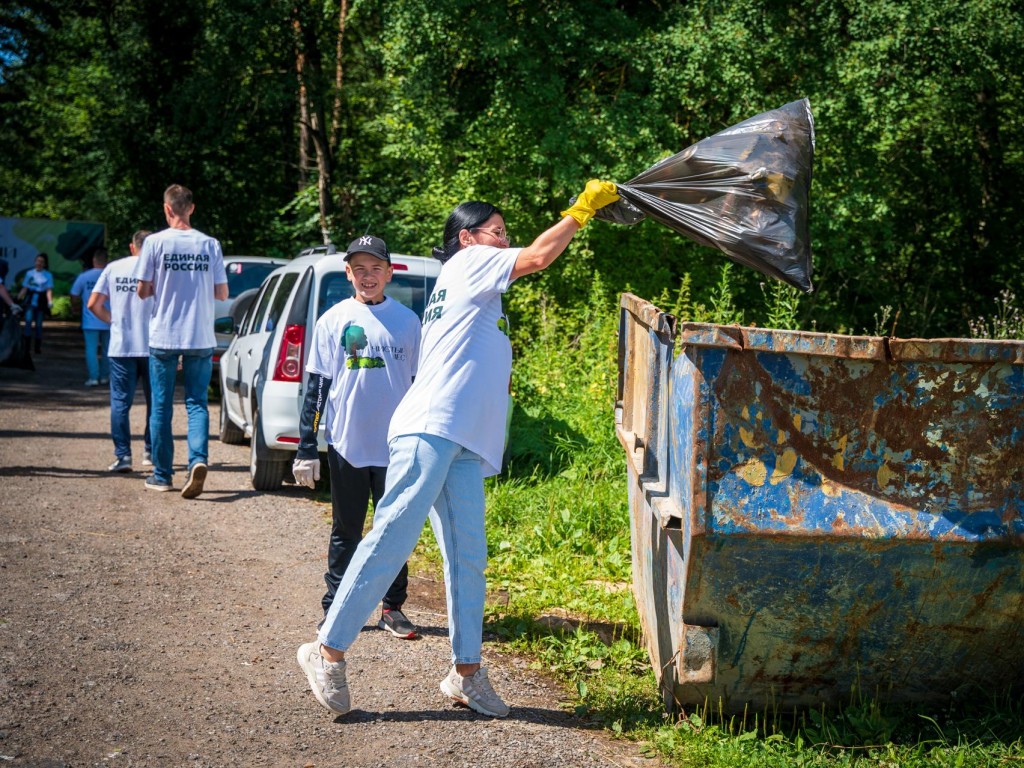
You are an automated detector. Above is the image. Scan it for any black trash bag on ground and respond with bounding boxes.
[0,314,34,371]
[597,98,815,292]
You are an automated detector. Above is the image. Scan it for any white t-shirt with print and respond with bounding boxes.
[134,227,227,350]
[92,256,150,357]
[307,297,421,468]
[71,267,110,331]
[388,244,519,476]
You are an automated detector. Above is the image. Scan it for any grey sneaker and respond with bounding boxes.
[144,476,173,492]
[181,462,207,499]
[142,452,153,467]
[296,642,350,715]
[378,608,418,639]
[107,456,133,473]
[440,666,510,718]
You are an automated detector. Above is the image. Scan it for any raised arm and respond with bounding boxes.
[511,180,618,281]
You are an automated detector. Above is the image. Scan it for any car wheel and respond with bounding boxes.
[249,404,290,491]
[218,393,247,445]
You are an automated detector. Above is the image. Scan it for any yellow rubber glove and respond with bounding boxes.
[560,179,620,227]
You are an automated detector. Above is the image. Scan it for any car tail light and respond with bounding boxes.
[273,324,305,382]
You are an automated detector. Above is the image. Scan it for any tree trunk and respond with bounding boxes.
[292,11,334,244]
[330,0,349,154]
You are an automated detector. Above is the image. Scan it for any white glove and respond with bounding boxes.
[10,305,22,316]
[292,457,321,488]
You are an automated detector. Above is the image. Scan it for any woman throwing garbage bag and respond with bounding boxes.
[297,179,619,718]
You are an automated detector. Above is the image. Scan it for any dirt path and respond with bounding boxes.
[0,322,659,768]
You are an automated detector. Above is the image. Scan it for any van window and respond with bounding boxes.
[244,276,279,336]
[264,272,298,332]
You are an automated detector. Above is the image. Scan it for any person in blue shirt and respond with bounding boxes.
[18,253,54,354]
[71,248,112,386]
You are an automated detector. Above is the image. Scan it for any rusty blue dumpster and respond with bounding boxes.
[615,292,1024,713]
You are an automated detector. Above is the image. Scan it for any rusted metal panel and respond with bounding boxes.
[616,292,1024,713]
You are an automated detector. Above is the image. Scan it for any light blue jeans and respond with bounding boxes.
[83,328,110,382]
[149,347,213,484]
[319,433,488,665]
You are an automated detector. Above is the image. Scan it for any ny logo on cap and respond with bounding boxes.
[359,236,373,246]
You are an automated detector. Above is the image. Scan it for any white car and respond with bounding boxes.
[213,255,289,368]
[218,245,441,490]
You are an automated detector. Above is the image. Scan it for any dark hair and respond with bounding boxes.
[132,229,152,251]
[432,201,502,264]
[35,253,49,269]
[163,184,193,216]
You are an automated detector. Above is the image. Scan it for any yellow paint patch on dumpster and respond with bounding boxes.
[771,448,798,484]
[792,413,802,431]
[739,427,761,449]
[831,435,848,471]
[737,458,768,486]
[821,478,842,497]
[877,463,896,489]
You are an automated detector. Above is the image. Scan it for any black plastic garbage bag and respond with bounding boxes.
[597,98,815,292]
[0,313,34,371]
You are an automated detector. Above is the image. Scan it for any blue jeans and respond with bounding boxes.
[149,347,213,483]
[83,328,110,382]
[319,434,488,665]
[109,356,152,461]
[22,306,44,339]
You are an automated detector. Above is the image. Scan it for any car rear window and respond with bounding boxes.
[316,271,435,319]
[226,262,280,299]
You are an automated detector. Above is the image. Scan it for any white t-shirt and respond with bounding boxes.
[307,297,421,468]
[70,267,110,331]
[388,244,520,476]
[134,227,227,350]
[92,256,150,357]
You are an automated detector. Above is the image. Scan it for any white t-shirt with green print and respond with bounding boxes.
[388,244,520,477]
[307,297,421,467]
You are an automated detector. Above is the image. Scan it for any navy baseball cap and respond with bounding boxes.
[344,235,391,265]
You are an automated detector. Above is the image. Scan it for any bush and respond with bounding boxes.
[50,295,74,320]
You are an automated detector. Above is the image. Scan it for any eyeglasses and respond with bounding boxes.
[470,226,509,243]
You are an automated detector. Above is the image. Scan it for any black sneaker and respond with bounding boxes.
[144,476,173,492]
[107,456,133,473]
[378,608,418,639]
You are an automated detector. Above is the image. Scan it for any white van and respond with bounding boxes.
[218,245,441,490]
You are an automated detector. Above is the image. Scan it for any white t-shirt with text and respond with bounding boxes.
[92,256,150,357]
[388,244,519,476]
[307,297,421,468]
[134,227,227,350]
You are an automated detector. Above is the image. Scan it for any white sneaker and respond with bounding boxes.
[84,379,99,387]
[142,452,153,467]
[296,642,350,715]
[440,666,509,718]
[181,462,207,499]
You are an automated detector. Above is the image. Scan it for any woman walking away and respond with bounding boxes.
[297,179,619,718]
[18,253,54,354]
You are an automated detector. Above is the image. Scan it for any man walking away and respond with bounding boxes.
[135,185,227,498]
[89,230,154,472]
[71,247,111,386]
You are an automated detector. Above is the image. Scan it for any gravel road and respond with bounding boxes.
[0,322,661,768]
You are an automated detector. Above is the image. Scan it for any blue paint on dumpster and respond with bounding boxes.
[615,293,1024,713]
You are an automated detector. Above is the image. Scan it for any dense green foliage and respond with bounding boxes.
[4,0,1023,335]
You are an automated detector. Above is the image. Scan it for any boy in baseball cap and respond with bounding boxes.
[293,234,422,638]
